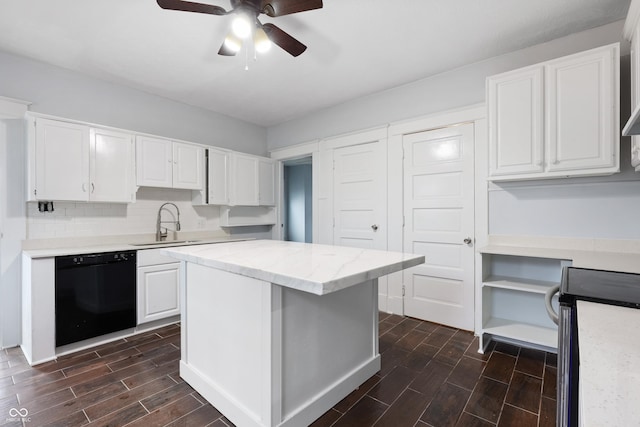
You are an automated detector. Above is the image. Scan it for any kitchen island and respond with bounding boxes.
[162,240,424,427]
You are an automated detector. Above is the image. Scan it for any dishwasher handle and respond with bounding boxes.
[545,284,561,325]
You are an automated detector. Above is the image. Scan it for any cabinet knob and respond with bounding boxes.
[371,224,379,231]
[463,237,472,245]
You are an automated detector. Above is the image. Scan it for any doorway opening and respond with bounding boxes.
[283,157,312,243]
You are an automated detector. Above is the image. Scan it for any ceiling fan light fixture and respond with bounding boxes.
[223,33,242,53]
[254,27,272,53]
[231,13,252,39]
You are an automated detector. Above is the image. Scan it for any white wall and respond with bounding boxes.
[0,50,268,156]
[0,119,26,348]
[267,20,640,242]
[267,21,627,149]
[26,188,220,240]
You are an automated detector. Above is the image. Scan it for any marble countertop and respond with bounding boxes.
[577,300,640,426]
[162,239,425,295]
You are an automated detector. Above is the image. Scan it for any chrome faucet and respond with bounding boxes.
[156,202,181,241]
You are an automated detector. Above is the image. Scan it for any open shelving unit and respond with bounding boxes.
[478,253,570,353]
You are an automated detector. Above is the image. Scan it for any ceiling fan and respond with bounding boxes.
[156,0,323,57]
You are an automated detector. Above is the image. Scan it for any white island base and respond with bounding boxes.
[165,240,424,427]
[181,263,380,427]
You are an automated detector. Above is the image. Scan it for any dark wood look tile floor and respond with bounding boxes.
[0,315,557,427]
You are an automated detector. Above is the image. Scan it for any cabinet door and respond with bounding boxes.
[136,136,173,188]
[173,142,204,190]
[229,153,259,206]
[90,128,135,202]
[546,45,618,173]
[35,118,90,201]
[258,158,276,206]
[208,148,229,205]
[137,263,180,325]
[487,66,544,177]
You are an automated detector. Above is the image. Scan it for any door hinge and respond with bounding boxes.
[332,217,335,228]
[332,160,335,171]
[402,215,405,227]
[34,189,37,196]
[402,285,406,297]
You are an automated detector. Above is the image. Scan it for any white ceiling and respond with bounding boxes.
[0,0,631,127]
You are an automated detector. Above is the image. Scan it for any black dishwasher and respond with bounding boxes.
[55,251,137,347]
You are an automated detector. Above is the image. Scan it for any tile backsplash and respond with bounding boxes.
[26,187,220,239]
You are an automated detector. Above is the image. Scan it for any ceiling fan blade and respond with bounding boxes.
[262,23,307,57]
[261,0,322,17]
[157,0,228,16]
[218,41,238,56]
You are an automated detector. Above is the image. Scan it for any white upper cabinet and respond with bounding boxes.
[34,118,90,201]
[173,142,204,190]
[229,152,259,206]
[258,158,276,206]
[208,148,230,205]
[32,117,135,202]
[488,66,544,177]
[228,153,275,206]
[90,128,135,203]
[136,136,172,188]
[488,43,620,181]
[136,136,204,190]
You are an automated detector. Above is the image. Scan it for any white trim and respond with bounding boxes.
[388,104,486,136]
[625,0,640,40]
[269,140,319,160]
[268,141,319,243]
[0,96,30,119]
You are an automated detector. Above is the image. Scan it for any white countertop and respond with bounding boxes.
[22,237,248,258]
[479,235,640,274]
[162,239,425,295]
[577,300,640,427]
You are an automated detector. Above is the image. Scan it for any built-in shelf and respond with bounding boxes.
[483,317,558,349]
[478,253,565,353]
[219,206,276,227]
[483,275,558,294]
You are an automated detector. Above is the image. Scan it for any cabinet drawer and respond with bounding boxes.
[137,248,177,267]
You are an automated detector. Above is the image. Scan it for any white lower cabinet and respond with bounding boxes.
[137,249,181,325]
[478,253,569,352]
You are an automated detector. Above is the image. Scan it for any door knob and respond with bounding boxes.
[463,237,472,245]
[371,224,379,231]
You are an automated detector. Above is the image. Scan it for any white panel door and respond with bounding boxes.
[90,128,135,202]
[35,118,90,201]
[403,124,474,330]
[333,141,386,250]
[173,142,204,190]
